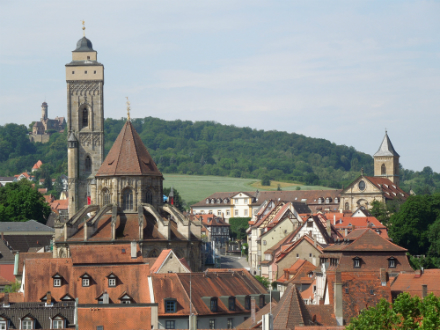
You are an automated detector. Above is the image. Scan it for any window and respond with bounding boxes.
[53,317,64,329]
[82,278,90,287]
[235,199,239,204]
[108,278,116,287]
[54,278,61,287]
[87,56,90,60]
[84,70,88,74]
[325,198,330,204]
[121,300,131,304]
[165,320,175,329]
[146,190,153,204]
[226,210,230,216]
[345,288,349,294]
[209,319,215,329]
[72,71,75,74]
[307,221,313,227]
[228,297,235,311]
[22,318,33,329]
[245,296,251,310]
[263,240,267,246]
[227,318,233,329]
[259,295,265,308]
[353,257,360,268]
[370,289,374,295]
[165,300,177,313]
[97,327,104,330]
[345,202,350,211]
[94,70,97,74]
[102,189,110,205]
[358,180,366,191]
[309,253,312,257]
[206,199,210,204]
[235,209,239,216]
[85,155,92,172]
[217,210,221,216]
[318,198,323,204]
[381,164,386,175]
[335,197,339,203]
[210,298,218,312]
[82,108,88,127]
[388,258,396,268]
[0,321,6,330]
[123,189,133,211]
[244,209,248,216]
[296,253,299,258]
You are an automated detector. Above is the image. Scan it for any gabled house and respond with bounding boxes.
[149,249,190,274]
[275,259,317,294]
[195,214,230,246]
[391,269,440,300]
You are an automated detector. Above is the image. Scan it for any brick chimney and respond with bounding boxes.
[103,291,109,304]
[3,293,9,307]
[46,291,52,305]
[131,241,137,259]
[334,271,343,325]
[251,298,256,324]
[422,285,428,298]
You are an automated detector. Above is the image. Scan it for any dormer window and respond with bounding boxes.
[107,273,118,287]
[119,293,133,304]
[80,273,92,287]
[60,294,75,301]
[259,295,265,308]
[52,273,63,287]
[52,315,65,329]
[206,199,210,204]
[353,257,361,268]
[388,257,396,268]
[318,198,323,204]
[228,297,235,311]
[210,298,218,312]
[165,299,177,313]
[245,296,251,310]
[335,197,339,203]
[21,315,35,329]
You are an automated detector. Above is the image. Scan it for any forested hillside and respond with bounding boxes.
[0,117,438,194]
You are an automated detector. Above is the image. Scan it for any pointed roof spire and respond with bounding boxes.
[374,131,399,157]
[96,121,162,177]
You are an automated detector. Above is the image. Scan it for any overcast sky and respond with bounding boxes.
[0,1,439,172]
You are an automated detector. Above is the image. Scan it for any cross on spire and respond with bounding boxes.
[126,97,131,121]
[81,20,86,36]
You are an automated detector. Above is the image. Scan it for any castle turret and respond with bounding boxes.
[41,102,48,122]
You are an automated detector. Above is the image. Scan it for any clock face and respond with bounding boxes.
[358,180,366,191]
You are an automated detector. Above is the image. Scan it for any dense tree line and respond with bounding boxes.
[0,118,439,194]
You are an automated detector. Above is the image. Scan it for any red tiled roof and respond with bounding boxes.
[96,121,162,177]
[365,176,409,200]
[196,214,230,227]
[391,269,440,298]
[32,160,43,170]
[149,249,171,273]
[17,252,52,276]
[78,306,151,330]
[50,199,68,213]
[24,258,151,304]
[324,229,407,252]
[69,244,143,264]
[277,259,316,285]
[301,278,316,300]
[0,292,24,303]
[305,304,338,326]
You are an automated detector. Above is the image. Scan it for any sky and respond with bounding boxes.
[0,1,439,172]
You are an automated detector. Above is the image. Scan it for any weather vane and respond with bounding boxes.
[81,20,86,36]
[126,97,131,121]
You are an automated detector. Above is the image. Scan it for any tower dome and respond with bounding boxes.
[74,37,94,52]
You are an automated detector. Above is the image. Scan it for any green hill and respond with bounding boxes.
[0,117,438,195]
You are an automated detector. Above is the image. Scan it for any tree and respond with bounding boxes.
[347,293,440,330]
[370,200,391,226]
[163,187,185,212]
[388,194,440,257]
[261,175,271,186]
[229,217,251,240]
[0,180,51,223]
[254,275,270,289]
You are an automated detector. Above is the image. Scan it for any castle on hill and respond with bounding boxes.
[29,102,66,143]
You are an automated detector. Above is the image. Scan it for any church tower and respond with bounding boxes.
[66,32,104,218]
[374,131,400,186]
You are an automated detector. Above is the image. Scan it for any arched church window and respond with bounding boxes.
[102,189,110,205]
[146,190,153,204]
[82,108,88,128]
[148,249,159,258]
[123,188,133,211]
[85,156,92,172]
[345,202,350,211]
[381,164,386,175]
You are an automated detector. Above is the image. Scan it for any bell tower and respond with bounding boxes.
[66,27,104,218]
[374,131,400,186]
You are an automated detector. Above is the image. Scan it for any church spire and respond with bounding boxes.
[374,131,399,157]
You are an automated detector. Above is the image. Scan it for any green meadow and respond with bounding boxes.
[162,174,331,206]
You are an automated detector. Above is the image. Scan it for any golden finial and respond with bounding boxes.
[126,97,131,121]
[81,20,86,36]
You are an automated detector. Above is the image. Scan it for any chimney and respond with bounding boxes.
[326,220,331,236]
[334,271,343,325]
[422,285,428,299]
[189,314,197,330]
[111,221,116,241]
[131,241,137,258]
[83,221,88,241]
[251,298,256,324]
[333,215,336,225]
[262,313,273,330]
[3,293,9,307]
[380,268,387,286]
[345,228,348,237]
[46,291,52,305]
[103,291,109,304]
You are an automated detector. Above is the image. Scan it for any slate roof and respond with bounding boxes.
[74,36,94,52]
[3,234,52,253]
[0,220,54,233]
[0,301,75,329]
[374,132,399,157]
[24,258,151,304]
[0,239,16,264]
[96,121,162,177]
[391,269,440,298]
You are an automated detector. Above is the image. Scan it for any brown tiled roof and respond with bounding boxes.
[196,214,230,227]
[276,259,316,285]
[17,252,52,275]
[32,160,43,170]
[391,269,440,298]
[149,249,177,273]
[324,229,407,252]
[0,275,11,286]
[305,305,338,326]
[364,176,409,200]
[78,306,151,330]
[24,257,151,304]
[0,292,24,303]
[236,301,276,329]
[96,121,162,177]
[69,244,143,264]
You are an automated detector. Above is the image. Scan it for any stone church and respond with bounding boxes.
[54,35,203,271]
[339,132,409,212]
[29,102,66,143]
